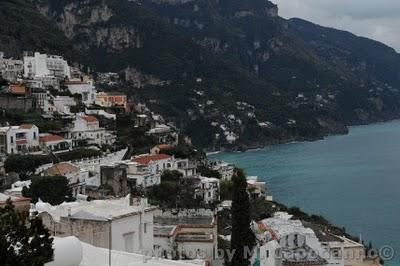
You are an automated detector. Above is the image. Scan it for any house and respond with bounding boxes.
[35,196,158,254]
[195,177,220,205]
[153,208,218,263]
[247,176,268,200]
[42,162,89,197]
[146,124,178,145]
[5,180,31,197]
[23,52,71,80]
[0,52,23,82]
[257,212,339,266]
[150,144,173,155]
[303,222,380,266]
[52,95,76,114]
[40,133,72,152]
[31,88,49,110]
[124,161,161,188]
[95,91,128,111]
[132,154,174,175]
[0,124,40,154]
[209,160,235,181]
[252,240,282,266]
[174,158,197,177]
[126,154,173,187]
[47,236,206,266]
[0,193,30,212]
[8,84,28,96]
[68,115,115,147]
[65,80,96,105]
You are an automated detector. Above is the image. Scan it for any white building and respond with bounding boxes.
[209,160,235,180]
[53,96,77,114]
[247,176,268,200]
[39,133,73,153]
[23,52,71,79]
[153,209,217,263]
[0,53,23,81]
[252,240,282,266]
[65,80,96,105]
[42,162,89,197]
[258,212,340,266]
[0,124,39,154]
[68,115,115,147]
[35,196,157,254]
[46,236,206,266]
[195,177,220,204]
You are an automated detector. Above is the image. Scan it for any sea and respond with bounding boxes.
[209,120,400,266]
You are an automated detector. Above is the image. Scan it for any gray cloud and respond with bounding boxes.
[271,0,400,52]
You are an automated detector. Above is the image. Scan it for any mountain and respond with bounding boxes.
[140,0,400,124]
[2,0,400,150]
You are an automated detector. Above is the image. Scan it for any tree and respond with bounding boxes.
[4,155,52,180]
[220,179,234,201]
[0,201,54,265]
[23,175,73,205]
[230,168,255,266]
[197,165,222,179]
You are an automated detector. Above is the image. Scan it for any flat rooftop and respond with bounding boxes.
[36,196,157,222]
[154,217,213,226]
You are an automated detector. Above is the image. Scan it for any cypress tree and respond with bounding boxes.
[230,168,255,266]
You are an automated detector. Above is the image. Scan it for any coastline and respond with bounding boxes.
[206,118,400,154]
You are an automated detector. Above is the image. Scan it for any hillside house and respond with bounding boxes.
[0,124,39,154]
[65,80,96,105]
[36,196,158,254]
[68,115,115,147]
[42,162,89,197]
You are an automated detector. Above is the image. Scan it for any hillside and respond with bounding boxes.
[2,0,400,150]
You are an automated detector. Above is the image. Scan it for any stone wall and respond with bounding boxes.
[0,96,33,112]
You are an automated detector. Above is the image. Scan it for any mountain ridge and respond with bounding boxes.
[2,0,400,150]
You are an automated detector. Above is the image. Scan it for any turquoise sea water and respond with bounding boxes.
[209,120,400,265]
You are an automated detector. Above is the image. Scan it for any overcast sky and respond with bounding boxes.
[271,0,400,52]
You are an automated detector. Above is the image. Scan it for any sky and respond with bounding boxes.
[271,0,400,52]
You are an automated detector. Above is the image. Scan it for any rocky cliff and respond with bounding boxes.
[2,0,400,150]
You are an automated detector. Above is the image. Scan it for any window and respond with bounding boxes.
[33,132,37,139]
[144,223,147,233]
[266,250,269,258]
[10,136,14,144]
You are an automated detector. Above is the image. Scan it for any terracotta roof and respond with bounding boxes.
[19,124,34,129]
[16,139,27,145]
[9,84,26,95]
[40,134,64,143]
[81,115,98,123]
[158,144,173,150]
[133,154,172,164]
[44,162,80,176]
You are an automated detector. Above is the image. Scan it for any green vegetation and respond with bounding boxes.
[197,164,222,179]
[160,144,202,159]
[23,175,73,205]
[220,179,234,201]
[230,169,255,266]
[116,115,158,154]
[0,202,54,265]
[0,0,72,57]
[146,170,201,208]
[4,155,52,180]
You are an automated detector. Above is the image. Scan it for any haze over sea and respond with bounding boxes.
[209,120,400,266]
